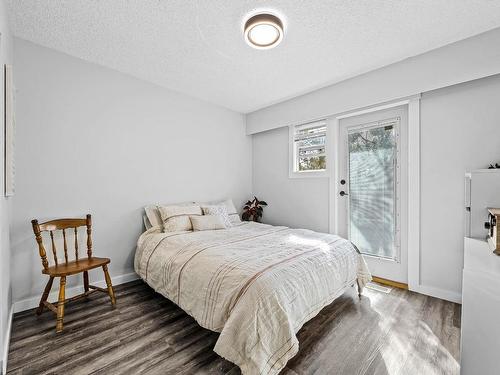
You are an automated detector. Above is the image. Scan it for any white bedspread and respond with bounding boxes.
[134,222,371,374]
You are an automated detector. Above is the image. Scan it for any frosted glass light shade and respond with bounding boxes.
[244,13,284,49]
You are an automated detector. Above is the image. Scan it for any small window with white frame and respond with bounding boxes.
[289,120,329,178]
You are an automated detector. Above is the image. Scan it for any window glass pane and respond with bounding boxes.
[295,125,326,138]
[294,122,327,172]
[296,135,326,147]
[348,122,397,259]
[299,155,326,171]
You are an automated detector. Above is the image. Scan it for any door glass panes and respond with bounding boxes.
[348,120,398,260]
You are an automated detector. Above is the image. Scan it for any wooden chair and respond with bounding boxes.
[31,214,116,333]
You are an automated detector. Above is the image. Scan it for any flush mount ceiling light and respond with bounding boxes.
[244,13,284,49]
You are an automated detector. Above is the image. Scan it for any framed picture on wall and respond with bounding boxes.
[4,64,15,196]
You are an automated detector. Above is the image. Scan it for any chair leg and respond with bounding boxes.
[36,276,54,315]
[83,271,89,297]
[102,265,116,307]
[56,276,66,333]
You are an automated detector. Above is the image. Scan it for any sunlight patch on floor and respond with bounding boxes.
[366,282,393,293]
[362,285,460,375]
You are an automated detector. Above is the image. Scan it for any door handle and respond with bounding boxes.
[339,191,348,197]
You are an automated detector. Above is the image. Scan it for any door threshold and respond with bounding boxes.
[372,276,408,290]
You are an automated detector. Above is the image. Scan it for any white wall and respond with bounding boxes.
[0,0,13,371]
[247,27,500,135]
[252,127,329,233]
[419,76,500,295]
[252,75,500,301]
[11,39,252,305]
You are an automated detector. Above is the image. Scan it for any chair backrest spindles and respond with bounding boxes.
[74,227,79,261]
[86,214,93,258]
[31,215,93,269]
[62,228,69,263]
[49,231,59,266]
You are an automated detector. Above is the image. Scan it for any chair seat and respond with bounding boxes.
[43,257,110,276]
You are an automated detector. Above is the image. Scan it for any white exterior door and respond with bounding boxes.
[337,106,408,283]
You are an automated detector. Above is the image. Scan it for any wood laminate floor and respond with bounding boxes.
[7,280,461,375]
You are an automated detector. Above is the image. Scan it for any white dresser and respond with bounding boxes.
[461,237,500,374]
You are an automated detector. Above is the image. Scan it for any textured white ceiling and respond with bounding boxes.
[7,1,500,113]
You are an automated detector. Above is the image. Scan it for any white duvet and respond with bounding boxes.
[135,222,371,374]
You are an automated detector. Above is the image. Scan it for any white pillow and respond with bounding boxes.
[158,205,202,232]
[228,213,242,225]
[221,199,238,214]
[222,199,242,225]
[144,201,194,229]
[144,205,162,229]
[201,205,232,228]
[190,215,226,231]
[143,215,153,230]
[198,199,241,225]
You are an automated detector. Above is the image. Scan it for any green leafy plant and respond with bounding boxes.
[242,197,268,222]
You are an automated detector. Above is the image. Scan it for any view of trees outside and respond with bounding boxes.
[299,155,326,170]
[296,124,327,171]
[348,123,397,259]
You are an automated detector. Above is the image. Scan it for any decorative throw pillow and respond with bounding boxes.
[229,213,241,226]
[197,199,242,225]
[144,201,195,230]
[201,205,232,228]
[229,214,243,226]
[158,205,202,232]
[221,199,242,225]
[190,215,226,231]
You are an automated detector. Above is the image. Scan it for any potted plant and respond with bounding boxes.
[242,197,268,222]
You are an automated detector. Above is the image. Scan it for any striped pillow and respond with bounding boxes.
[158,205,202,232]
[144,201,195,230]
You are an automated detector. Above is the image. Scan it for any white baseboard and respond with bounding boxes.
[1,305,13,375]
[411,284,462,304]
[12,272,139,314]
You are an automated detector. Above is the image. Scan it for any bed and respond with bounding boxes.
[135,221,371,375]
